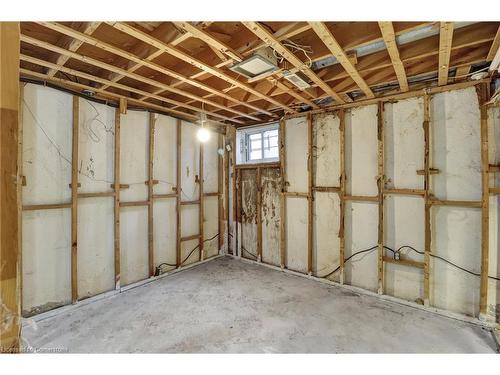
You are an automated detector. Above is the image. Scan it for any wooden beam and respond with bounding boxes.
[283,79,490,121]
[309,22,374,98]
[429,199,482,208]
[20,68,232,129]
[20,53,242,125]
[35,22,272,118]
[257,167,262,262]
[218,134,224,252]
[378,22,409,92]
[242,22,346,104]
[199,140,205,261]
[307,113,314,275]
[107,22,295,115]
[17,83,24,316]
[339,108,346,284]
[0,22,20,353]
[176,119,182,267]
[71,96,79,303]
[438,22,454,86]
[22,203,72,211]
[486,25,500,61]
[47,22,101,77]
[148,113,155,277]
[113,108,121,290]
[423,93,431,306]
[181,234,202,242]
[478,83,490,317]
[20,35,260,122]
[173,22,242,61]
[383,256,425,269]
[377,101,385,295]
[120,200,149,207]
[455,65,471,81]
[224,128,230,254]
[279,118,287,269]
[172,22,319,110]
[101,23,188,90]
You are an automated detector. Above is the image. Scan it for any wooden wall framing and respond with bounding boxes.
[233,80,496,321]
[0,22,21,353]
[19,86,225,316]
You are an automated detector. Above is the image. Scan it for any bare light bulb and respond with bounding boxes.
[197,127,210,143]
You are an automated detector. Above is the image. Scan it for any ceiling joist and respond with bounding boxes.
[36,22,273,118]
[18,21,498,126]
[107,22,296,115]
[172,21,319,111]
[243,21,347,104]
[309,22,375,99]
[438,22,454,86]
[21,34,260,122]
[378,21,409,92]
[21,53,244,124]
[47,22,101,77]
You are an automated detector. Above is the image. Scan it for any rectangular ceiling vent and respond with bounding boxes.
[230,47,278,79]
[282,70,311,90]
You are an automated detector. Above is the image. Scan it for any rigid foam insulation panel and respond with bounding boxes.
[180,121,201,266]
[22,84,73,315]
[261,167,281,266]
[344,105,379,291]
[285,117,308,273]
[241,169,258,260]
[203,131,220,258]
[77,99,115,299]
[488,106,500,321]
[152,114,177,270]
[120,110,149,286]
[383,98,425,303]
[430,88,482,318]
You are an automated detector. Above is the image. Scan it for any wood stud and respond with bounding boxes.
[339,109,346,284]
[113,108,121,290]
[148,112,155,277]
[307,113,314,275]
[478,83,490,316]
[279,118,287,269]
[71,96,79,303]
[176,119,182,267]
[423,93,431,306]
[376,101,385,295]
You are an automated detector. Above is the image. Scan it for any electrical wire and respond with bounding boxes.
[241,245,258,259]
[154,233,220,275]
[320,244,500,281]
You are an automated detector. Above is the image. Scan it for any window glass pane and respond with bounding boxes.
[249,149,262,160]
[249,133,262,141]
[242,126,279,163]
[263,129,278,159]
[264,146,278,159]
[250,139,262,150]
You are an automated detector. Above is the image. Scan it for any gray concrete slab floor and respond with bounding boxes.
[21,256,498,353]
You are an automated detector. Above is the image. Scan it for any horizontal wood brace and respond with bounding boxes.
[22,203,72,211]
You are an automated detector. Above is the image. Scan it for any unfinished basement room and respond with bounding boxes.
[2,2,500,366]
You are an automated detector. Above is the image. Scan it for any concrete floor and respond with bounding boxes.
[22,256,497,353]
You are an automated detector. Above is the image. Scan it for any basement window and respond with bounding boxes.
[236,123,279,164]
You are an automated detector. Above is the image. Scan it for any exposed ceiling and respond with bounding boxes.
[19,21,500,127]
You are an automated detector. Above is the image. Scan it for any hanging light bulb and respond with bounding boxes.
[197,111,210,142]
[197,127,210,142]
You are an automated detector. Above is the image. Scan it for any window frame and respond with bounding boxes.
[236,123,280,165]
